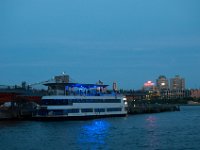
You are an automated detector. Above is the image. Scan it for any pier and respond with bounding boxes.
[127,100,180,114]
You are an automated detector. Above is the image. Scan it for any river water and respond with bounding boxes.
[0,106,200,150]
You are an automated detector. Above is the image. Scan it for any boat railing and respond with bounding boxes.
[46,90,123,97]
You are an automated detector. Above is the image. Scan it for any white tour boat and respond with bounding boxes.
[32,75,127,120]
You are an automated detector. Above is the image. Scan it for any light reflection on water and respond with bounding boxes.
[78,120,110,150]
[144,115,159,149]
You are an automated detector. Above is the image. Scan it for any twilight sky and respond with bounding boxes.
[0,0,200,89]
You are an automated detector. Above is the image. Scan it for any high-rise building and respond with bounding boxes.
[156,75,169,91]
[170,75,185,90]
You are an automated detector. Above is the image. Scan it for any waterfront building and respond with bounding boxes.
[153,75,190,100]
[158,89,191,100]
[142,81,158,100]
[191,89,200,99]
[156,75,169,91]
[167,75,186,99]
[142,81,156,91]
[125,90,148,101]
[170,75,185,90]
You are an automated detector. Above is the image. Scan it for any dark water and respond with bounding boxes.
[1,106,200,150]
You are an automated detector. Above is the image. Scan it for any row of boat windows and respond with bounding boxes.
[41,99,121,105]
[36,108,122,116]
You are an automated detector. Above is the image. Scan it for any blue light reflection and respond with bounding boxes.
[78,120,110,150]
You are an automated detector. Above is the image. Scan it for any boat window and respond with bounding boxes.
[66,109,80,113]
[42,98,121,105]
[51,110,64,116]
[94,108,105,112]
[81,108,93,113]
[107,108,122,112]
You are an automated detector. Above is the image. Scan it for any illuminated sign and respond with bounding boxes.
[144,81,155,87]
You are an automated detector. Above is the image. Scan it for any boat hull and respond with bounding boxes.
[31,113,127,121]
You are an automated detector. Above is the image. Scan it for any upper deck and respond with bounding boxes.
[44,82,113,97]
[42,74,119,97]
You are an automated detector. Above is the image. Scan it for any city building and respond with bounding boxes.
[170,75,185,90]
[156,75,169,91]
[142,80,156,91]
[190,89,200,99]
[141,75,189,100]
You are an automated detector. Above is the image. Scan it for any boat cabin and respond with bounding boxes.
[44,82,109,96]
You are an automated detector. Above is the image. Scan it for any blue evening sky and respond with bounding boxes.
[0,0,200,89]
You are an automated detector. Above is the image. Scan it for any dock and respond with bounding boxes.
[127,101,180,114]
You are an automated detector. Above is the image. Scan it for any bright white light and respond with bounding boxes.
[161,83,165,86]
[123,97,127,100]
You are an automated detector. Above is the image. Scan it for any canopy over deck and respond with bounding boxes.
[43,82,108,89]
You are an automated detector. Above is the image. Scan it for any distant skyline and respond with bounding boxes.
[1,0,200,89]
